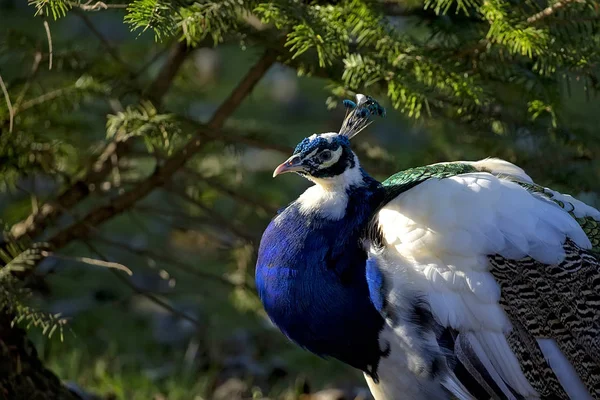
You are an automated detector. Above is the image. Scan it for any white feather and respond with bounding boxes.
[537,339,593,400]
[375,162,598,398]
[463,332,519,400]
[365,325,448,400]
[544,187,600,220]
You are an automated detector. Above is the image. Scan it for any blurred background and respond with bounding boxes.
[0,0,598,399]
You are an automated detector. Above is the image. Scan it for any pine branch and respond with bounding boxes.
[3,41,192,252]
[41,48,277,256]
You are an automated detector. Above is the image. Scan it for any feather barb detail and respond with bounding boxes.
[339,94,385,139]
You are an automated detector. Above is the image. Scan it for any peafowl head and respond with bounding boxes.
[273,94,385,188]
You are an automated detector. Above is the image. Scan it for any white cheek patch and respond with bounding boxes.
[317,147,343,169]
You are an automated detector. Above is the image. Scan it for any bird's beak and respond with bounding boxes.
[273,156,303,177]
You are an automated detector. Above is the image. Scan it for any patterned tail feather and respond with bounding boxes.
[490,240,600,398]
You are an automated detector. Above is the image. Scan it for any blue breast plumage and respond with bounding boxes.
[255,175,388,377]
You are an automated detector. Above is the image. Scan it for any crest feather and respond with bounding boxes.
[339,94,385,139]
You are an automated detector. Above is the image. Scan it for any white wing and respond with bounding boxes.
[373,159,600,399]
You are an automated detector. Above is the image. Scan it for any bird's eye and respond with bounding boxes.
[319,150,332,162]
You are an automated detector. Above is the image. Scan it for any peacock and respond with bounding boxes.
[255,94,600,400]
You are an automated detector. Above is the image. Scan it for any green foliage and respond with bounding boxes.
[107,101,185,155]
[0,73,109,187]
[125,0,254,44]
[28,0,71,19]
[117,0,600,129]
[424,0,477,15]
[0,239,66,339]
[177,0,248,46]
[481,0,548,57]
[125,0,178,41]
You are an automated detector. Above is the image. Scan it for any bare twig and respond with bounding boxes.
[134,205,217,230]
[69,1,128,10]
[135,46,170,77]
[14,52,43,110]
[0,73,14,133]
[42,19,53,70]
[40,250,133,276]
[183,168,278,214]
[178,114,292,153]
[144,41,191,105]
[81,240,202,327]
[166,184,257,243]
[43,48,278,252]
[73,8,133,73]
[93,235,251,289]
[17,87,67,111]
[527,0,584,23]
[217,131,292,154]
[8,140,128,241]
[132,206,239,248]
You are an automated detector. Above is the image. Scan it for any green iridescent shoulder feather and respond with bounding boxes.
[381,163,478,203]
[383,163,478,187]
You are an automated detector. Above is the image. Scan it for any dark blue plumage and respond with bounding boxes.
[257,95,393,382]
[255,170,388,378]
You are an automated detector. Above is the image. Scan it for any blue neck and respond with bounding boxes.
[255,172,387,378]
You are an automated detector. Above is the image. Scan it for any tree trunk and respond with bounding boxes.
[0,311,79,400]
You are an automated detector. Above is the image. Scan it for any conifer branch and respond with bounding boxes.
[3,41,192,251]
[41,48,277,255]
